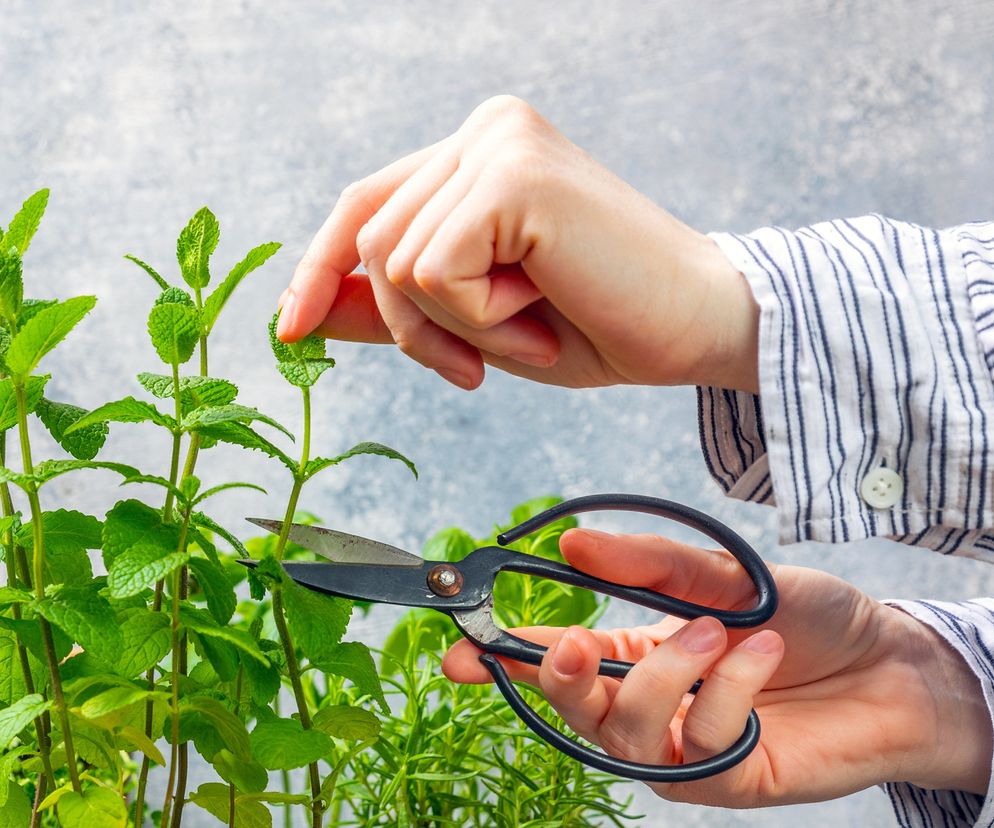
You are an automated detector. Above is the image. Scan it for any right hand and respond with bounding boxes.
[278,96,760,392]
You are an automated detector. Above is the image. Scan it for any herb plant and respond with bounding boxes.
[0,191,638,828]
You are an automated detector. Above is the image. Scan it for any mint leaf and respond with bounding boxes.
[155,286,194,307]
[137,373,238,416]
[192,481,267,508]
[240,650,280,706]
[5,295,96,378]
[78,686,160,720]
[30,459,140,487]
[17,298,57,327]
[190,512,249,557]
[0,250,22,325]
[181,403,293,440]
[123,254,169,290]
[17,510,101,586]
[0,693,51,750]
[282,574,352,665]
[250,717,333,770]
[187,557,236,625]
[0,374,49,432]
[35,584,122,663]
[313,642,386,712]
[147,301,201,366]
[190,421,296,471]
[211,748,268,794]
[179,696,251,759]
[423,527,476,562]
[179,606,268,665]
[176,207,220,289]
[303,441,418,481]
[2,189,49,255]
[102,499,178,569]
[0,770,31,824]
[111,607,171,679]
[58,787,127,828]
[106,544,189,598]
[120,474,187,505]
[268,313,335,387]
[190,783,270,828]
[64,396,176,435]
[34,397,109,460]
[202,242,281,334]
[0,615,73,666]
[312,704,381,741]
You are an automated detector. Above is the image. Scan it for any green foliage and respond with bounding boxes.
[177,206,220,290]
[4,295,95,379]
[202,241,281,334]
[268,313,335,387]
[251,717,334,770]
[303,440,418,481]
[147,296,201,365]
[2,189,49,256]
[34,396,110,459]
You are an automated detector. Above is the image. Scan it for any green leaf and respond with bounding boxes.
[117,724,166,765]
[17,298,57,327]
[0,748,23,808]
[313,642,386,712]
[119,474,187,505]
[240,650,280,706]
[312,704,381,741]
[0,251,22,325]
[58,787,127,828]
[268,312,335,387]
[179,606,268,665]
[191,421,296,471]
[180,474,200,502]
[176,207,220,289]
[0,615,73,667]
[423,527,476,562]
[190,783,271,828]
[181,403,293,440]
[189,511,248,557]
[30,459,140,487]
[155,286,194,306]
[250,717,333,770]
[202,241,281,333]
[0,783,31,827]
[303,441,418,481]
[187,557,236,624]
[5,295,96,378]
[101,499,178,569]
[147,301,201,365]
[64,396,176,435]
[0,374,49,432]
[106,544,189,598]
[179,696,251,759]
[17,510,101,586]
[111,607,171,679]
[34,397,109,459]
[35,585,122,663]
[78,686,158,720]
[0,587,32,607]
[123,254,169,290]
[211,748,268,794]
[281,575,352,665]
[137,372,238,414]
[192,481,267,507]
[0,693,51,751]
[2,189,49,255]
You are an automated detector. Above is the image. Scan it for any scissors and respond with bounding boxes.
[242,493,778,783]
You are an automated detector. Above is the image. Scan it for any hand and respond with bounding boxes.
[442,529,992,806]
[279,96,759,392]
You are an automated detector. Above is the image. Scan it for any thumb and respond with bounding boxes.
[312,273,394,344]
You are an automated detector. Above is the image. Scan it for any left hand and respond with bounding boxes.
[442,529,991,806]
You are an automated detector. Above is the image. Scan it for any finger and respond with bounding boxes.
[411,182,546,330]
[538,626,617,743]
[442,627,568,685]
[312,273,392,343]
[279,141,442,342]
[560,528,763,612]
[680,629,783,765]
[597,616,727,763]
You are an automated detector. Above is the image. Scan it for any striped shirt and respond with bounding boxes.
[696,217,994,826]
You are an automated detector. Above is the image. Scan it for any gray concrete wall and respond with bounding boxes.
[4,1,994,824]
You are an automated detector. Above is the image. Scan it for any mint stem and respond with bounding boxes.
[13,381,82,794]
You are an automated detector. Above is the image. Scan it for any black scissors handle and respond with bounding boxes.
[464,493,777,782]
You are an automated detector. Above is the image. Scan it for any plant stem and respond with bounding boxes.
[133,582,163,828]
[159,512,192,828]
[0,439,56,793]
[13,382,82,794]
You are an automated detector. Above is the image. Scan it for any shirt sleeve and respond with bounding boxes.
[697,217,994,560]
[881,598,994,828]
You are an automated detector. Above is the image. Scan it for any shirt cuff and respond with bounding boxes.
[696,217,994,558]
[881,598,994,828]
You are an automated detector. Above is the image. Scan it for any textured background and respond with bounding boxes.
[4,0,994,824]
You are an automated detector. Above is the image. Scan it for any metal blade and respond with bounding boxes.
[245,518,422,567]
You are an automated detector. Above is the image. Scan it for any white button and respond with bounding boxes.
[860,468,904,509]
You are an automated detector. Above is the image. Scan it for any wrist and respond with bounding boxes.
[883,604,991,795]
[673,229,760,393]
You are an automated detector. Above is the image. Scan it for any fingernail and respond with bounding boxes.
[436,367,473,389]
[552,630,584,677]
[675,618,723,653]
[508,352,556,368]
[276,291,297,338]
[743,630,781,654]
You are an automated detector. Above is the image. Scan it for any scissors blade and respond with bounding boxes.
[245,518,423,567]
